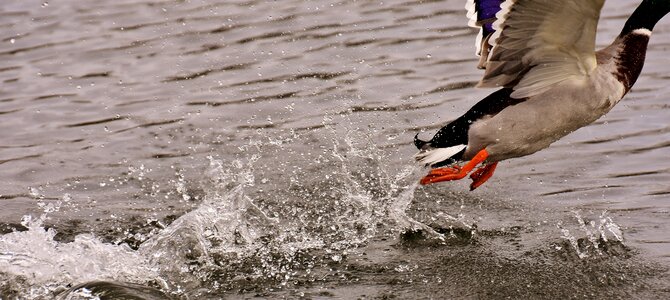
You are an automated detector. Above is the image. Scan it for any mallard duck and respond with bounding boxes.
[414,0,670,190]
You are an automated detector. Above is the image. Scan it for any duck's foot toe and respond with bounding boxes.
[469,162,498,191]
[427,166,461,176]
[420,167,467,185]
[420,173,467,185]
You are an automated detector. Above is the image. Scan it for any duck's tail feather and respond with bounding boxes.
[414,133,430,150]
[414,144,467,167]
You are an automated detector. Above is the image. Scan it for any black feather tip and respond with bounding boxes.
[414,133,429,150]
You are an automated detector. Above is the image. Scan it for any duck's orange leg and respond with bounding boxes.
[469,162,498,191]
[420,149,489,185]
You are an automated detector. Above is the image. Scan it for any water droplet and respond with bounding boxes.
[9,39,15,44]
[28,187,42,198]
[41,2,48,7]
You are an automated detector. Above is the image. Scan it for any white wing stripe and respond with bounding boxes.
[465,0,478,28]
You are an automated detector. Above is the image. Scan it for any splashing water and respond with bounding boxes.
[136,156,282,293]
[0,214,158,298]
[557,210,624,259]
[0,125,427,298]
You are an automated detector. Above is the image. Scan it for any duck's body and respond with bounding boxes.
[415,0,669,190]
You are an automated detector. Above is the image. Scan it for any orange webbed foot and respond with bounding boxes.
[469,162,498,191]
[420,149,489,186]
[419,166,461,185]
[420,171,467,185]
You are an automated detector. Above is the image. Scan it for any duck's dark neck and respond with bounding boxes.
[620,0,670,35]
[614,0,670,93]
[614,31,650,93]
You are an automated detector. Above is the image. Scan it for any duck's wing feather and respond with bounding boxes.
[465,0,505,68]
[478,0,605,99]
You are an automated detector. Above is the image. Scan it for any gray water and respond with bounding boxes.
[1,0,670,299]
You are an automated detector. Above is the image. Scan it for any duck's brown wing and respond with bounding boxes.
[477,0,605,99]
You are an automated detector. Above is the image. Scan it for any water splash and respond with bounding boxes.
[138,157,279,293]
[135,126,429,294]
[557,210,625,259]
[0,215,158,299]
[0,123,428,298]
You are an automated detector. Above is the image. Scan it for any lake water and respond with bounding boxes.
[1,0,670,298]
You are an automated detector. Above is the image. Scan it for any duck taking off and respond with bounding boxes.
[414,0,670,190]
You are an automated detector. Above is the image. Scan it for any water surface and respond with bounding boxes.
[1,0,670,298]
